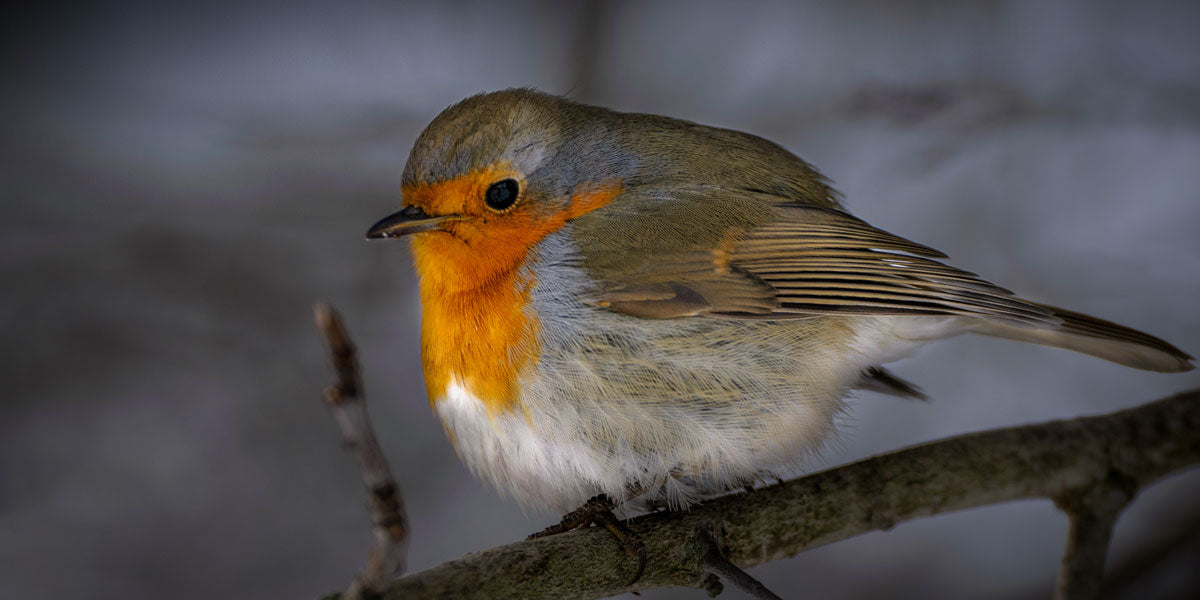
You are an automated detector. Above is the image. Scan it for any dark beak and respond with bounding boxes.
[366,205,449,239]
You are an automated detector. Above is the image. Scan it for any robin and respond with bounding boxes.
[366,88,1191,559]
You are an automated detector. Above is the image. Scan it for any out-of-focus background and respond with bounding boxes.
[3,1,1199,598]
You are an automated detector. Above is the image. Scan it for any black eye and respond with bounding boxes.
[484,179,519,211]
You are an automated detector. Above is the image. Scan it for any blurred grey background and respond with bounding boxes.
[3,1,1200,599]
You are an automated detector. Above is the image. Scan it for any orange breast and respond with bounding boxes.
[407,171,622,414]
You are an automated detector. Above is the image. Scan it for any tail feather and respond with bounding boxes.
[856,366,929,401]
[972,303,1193,373]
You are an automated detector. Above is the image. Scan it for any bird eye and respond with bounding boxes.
[484,179,519,211]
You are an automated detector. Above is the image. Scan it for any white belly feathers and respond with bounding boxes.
[430,231,964,512]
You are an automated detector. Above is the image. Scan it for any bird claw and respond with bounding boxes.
[528,494,648,585]
[529,494,615,538]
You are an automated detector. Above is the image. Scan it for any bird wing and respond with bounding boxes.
[736,203,1058,325]
[576,187,1059,327]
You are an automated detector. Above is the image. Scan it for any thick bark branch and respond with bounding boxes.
[373,389,1199,600]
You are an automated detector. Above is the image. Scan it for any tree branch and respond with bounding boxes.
[369,389,1199,600]
[697,529,783,600]
[315,303,410,599]
[1053,474,1134,600]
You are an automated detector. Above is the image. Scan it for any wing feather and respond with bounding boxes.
[732,205,1056,325]
[584,188,1054,326]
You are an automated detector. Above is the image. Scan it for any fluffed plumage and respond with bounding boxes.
[369,89,1192,512]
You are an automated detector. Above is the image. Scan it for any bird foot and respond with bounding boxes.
[528,494,647,585]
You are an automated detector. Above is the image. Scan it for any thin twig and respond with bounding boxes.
[315,302,409,599]
[698,531,783,600]
[1054,477,1135,600]
[366,389,1200,600]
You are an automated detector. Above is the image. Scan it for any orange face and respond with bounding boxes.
[393,162,622,415]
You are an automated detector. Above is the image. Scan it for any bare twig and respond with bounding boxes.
[697,531,783,600]
[1054,476,1135,600]
[366,389,1200,600]
[315,303,409,599]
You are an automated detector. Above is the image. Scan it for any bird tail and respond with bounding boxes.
[971,303,1193,373]
[856,366,929,401]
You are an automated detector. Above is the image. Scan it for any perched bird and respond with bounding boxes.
[368,89,1192,517]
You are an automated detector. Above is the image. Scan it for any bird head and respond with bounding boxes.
[367,89,627,294]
